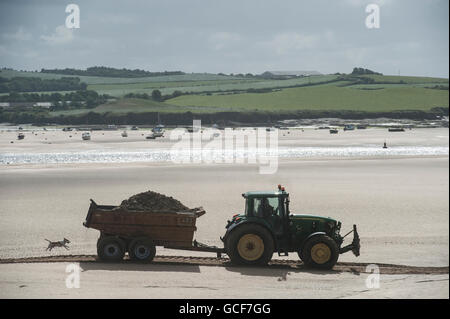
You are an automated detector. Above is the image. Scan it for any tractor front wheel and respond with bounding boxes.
[297,249,305,262]
[302,235,339,270]
[226,224,274,266]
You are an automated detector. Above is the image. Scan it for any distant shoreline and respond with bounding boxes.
[1,108,448,126]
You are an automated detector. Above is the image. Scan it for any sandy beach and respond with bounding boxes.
[1,0,448,303]
[0,127,448,298]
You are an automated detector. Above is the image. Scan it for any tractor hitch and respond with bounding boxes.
[339,224,360,257]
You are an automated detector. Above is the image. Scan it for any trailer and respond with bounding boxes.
[83,200,224,262]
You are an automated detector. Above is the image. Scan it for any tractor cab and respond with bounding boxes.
[222,185,360,269]
[242,186,290,237]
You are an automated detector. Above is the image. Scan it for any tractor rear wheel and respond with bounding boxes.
[302,235,339,270]
[97,236,126,262]
[128,237,156,263]
[226,224,274,266]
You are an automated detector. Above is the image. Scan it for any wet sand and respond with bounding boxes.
[0,262,448,299]
[0,127,448,298]
[1,127,448,154]
[0,158,448,265]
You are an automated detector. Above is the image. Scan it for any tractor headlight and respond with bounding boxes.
[335,222,341,235]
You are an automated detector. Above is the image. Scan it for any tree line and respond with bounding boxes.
[1,107,447,126]
[0,76,87,93]
[0,90,110,110]
[351,68,383,76]
[124,89,184,102]
[41,66,185,78]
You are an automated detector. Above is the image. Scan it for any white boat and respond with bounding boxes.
[151,126,164,137]
[82,132,91,140]
[344,124,355,131]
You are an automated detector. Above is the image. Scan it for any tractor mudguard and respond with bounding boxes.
[300,231,326,249]
[223,220,276,248]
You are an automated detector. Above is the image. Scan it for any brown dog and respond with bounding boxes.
[45,238,70,251]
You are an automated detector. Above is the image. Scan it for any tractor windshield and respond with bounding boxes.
[252,197,280,218]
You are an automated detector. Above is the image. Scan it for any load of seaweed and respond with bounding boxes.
[119,190,190,213]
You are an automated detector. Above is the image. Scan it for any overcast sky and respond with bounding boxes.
[0,0,448,77]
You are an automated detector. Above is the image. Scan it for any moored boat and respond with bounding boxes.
[82,132,91,140]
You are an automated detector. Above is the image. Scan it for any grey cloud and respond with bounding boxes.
[0,0,448,77]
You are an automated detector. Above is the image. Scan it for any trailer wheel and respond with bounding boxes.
[97,237,126,262]
[302,235,339,270]
[226,224,274,266]
[128,237,156,263]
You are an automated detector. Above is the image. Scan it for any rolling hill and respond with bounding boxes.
[1,69,448,122]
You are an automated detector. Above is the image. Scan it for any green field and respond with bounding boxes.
[362,74,449,84]
[0,69,340,96]
[50,98,231,116]
[0,69,245,85]
[167,85,448,112]
[50,98,204,116]
[87,74,339,96]
[50,85,448,117]
[2,69,448,116]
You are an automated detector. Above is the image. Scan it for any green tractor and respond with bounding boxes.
[222,185,360,269]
